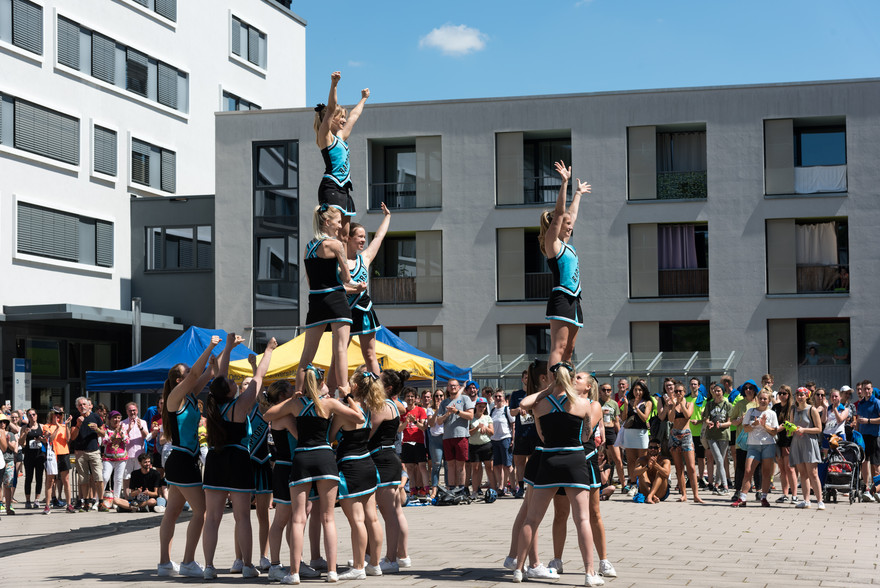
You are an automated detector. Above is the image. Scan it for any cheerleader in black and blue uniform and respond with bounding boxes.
[329,370,387,580]
[201,336,276,580]
[242,401,273,572]
[314,70,370,240]
[297,204,366,397]
[513,362,604,587]
[345,202,392,375]
[263,365,365,584]
[538,161,591,378]
[157,335,220,579]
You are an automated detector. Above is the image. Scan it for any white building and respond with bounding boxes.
[0,0,306,410]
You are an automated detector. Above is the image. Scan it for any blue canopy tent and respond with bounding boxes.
[374,326,471,384]
[86,326,254,391]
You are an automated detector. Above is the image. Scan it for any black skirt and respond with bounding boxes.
[545,290,583,328]
[164,450,202,488]
[273,462,291,504]
[318,177,356,217]
[529,448,591,490]
[203,447,254,492]
[305,289,352,329]
[253,460,273,494]
[337,455,379,500]
[290,447,339,487]
[370,447,402,488]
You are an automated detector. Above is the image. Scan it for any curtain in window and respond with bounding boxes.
[658,224,697,269]
[796,222,837,265]
[657,132,707,173]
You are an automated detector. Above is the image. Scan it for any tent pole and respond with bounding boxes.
[132,297,142,412]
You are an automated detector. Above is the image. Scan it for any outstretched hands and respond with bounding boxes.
[554,160,571,182]
[575,179,591,195]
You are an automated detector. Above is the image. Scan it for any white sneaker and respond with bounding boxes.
[280,573,300,585]
[310,558,329,571]
[299,563,321,578]
[795,500,810,509]
[259,556,272,572]
[336,568,366,581]
[365,564,382,576]
[861,492,876,503]
[242,564,260,578]
[325,571,338,583]
[503,557,518,571]
[816,501,826,510]
[90,500,99,511]
[346,555,371,568]
[268,565,288,582]
[398,556,412,568]
[153,505,165,513]
[598,559,617,578]
[627,486,638,497]
[585,572,606,586]
[230,558,244,573]
[526,564,559,579]
[512,569,523,583]
[203,565,218,580]
[379,559,399,574]
[156,561,179,577]
[178,561,205,578]
[548,558,564,573]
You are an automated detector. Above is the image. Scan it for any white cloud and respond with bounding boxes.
[575,0,594,6]
[348,60,364,67]
[419,24,488,57]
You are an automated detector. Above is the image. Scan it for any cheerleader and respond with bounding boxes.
[263,365,364,584]
[314,70,370,240]
[329,369,387,579]
[157,335,219,578]
[202,335,277,580]
[538,161,590,377]
[513,362,604,586]
[345,202,391,375]
[263,380,298,582]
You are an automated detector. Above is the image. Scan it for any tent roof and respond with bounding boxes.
[227,330,434,382]
[374,327,471,383]
[85,327,254,391]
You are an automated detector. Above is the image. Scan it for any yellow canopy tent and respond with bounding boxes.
[227,331,434,384]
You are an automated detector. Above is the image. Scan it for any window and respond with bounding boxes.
[127,0,176,21]
[629,223,708,298]
[0,0,43,55]
[146,226,212,270]
[253,140,299,326]
[17,202,113,267]
[523,137,571,204]
[627,125,707,200]
[369,137,442,209]
[0,94,79,165]
[389,326,444,359]
[56,16,189,112]
[659,322,710,353]
[497,228,549,301]
[796,127,846,167]
[372,232,442,304]
[131,138,175,192]
[765,118,846,195]
[766,218,848,295]
[222,91,261,112]
[93,125,117,176]
[231,16,267,69]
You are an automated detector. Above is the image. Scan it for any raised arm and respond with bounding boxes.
[361,203,391,265]
[168,336,220,410]
[329,239,366,293]
[339,87,369,142]
[317,71,341,147]
[567,178,590,228]
[236,338,278,419]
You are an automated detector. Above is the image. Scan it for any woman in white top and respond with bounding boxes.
[426,389,446,496]
[490,391,515,495]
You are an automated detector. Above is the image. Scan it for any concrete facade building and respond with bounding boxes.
[203,78,879,389]
[0,0,306,410]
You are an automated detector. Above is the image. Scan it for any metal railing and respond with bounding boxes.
[369,182,417,210]
[522,176,571,205]
[796,264,849,294]
[657,170,707,200]
[524,272,552,300]
[371,276,417,304]
[658,268,709,297]
[798,365,851,390]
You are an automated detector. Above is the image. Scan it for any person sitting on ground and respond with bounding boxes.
[116,453,163,512]
[632,439,671,504]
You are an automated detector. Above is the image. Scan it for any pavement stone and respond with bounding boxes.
[0,484,877,587]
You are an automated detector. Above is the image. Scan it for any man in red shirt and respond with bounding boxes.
[400,388,429,497]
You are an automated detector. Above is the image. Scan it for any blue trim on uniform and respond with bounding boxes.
[304,316,353,328]
[338,452,372,462]
[273,498,292,505]
[527,481,594,490]
[338,485,378,500]
[204,484,256,493]
[584,449,598,460]
[545,314,584,328]
[537,446,585,452]
[170,446,199,456]
[369,444,396,455]
[376,480,401,488]
[294,444,332,452]
[289,475,340,487]
[274,460,292,466]
[352,325,381,335]
[166,480,203,488]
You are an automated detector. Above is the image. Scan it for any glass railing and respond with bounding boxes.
[657,170,707,200]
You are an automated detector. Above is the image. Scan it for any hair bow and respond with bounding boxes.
[319,203,330,213]
[314,103,326,113]
[549,362,574,375]
[305,364,325,380]
[362,371,380,381]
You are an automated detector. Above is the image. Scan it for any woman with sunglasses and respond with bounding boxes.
[621,380,654,496]
[490,390,514,495]
[660,381,704,503]
[728,381,760,501]
[21,408,45,509]
[789,387,824,509]
[426,389,446,496]
[772,385,797,503]
[42,407,73,513]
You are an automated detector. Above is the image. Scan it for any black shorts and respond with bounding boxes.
[545,290,583,328]
[693,436,705,459]
[604,430,618,447]
[165,450,202,488]
[350,297,381,336]
[305,290,352,329]
[318,177,356,217]
[273,462,292,504]
[863,434,880,466]
[57,454,71,473]
[400,442,427,464]
[203,447,254,493]
[468,442,492,463]
[513,433,539,456]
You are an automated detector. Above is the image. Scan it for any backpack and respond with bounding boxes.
[433,487,463,506]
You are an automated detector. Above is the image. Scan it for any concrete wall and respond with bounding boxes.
[215,79,880,385]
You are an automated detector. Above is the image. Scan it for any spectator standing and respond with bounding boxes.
[437,379,475,493]
[426,389,446,494]
[467,397,494,497]
[509,370,539,498]
[789,387,824,509]
[70,396,105,511]
[21,408,46,509]
[702,382,733,495]
[855,380,880,502]
[1,414,17,514]
[731,389,778,507]
[599,384,625,487]
[121,402,150,493]
[729,381,759,501]
[101,410,128,510]
[772,385,797,503]
[43,407,74,513]
[400,387,429,497]
[489,389,514,495]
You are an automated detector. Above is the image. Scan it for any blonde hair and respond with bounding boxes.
[314,105,347,144]
[302,368,327,418]
[537,210,570,258]
[312,204,341,240]
[351,371,385,414]
[550,363,578,405]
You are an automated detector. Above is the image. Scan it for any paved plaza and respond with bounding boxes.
[1,485,877,587]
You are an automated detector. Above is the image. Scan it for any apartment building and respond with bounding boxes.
[0,0,305,409]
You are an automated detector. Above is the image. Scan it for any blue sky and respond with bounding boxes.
[292,0,879,106]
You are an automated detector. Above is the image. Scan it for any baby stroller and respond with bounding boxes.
[823,440,864,504]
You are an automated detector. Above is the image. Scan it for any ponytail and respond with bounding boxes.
[352,370,385,414]
[537,211,553,257]
[162,363,187,432]
[205,377,228,448]
[380,369,411,399]
[549,362,577,405]
[526,359,549,396]
[302,368,327,418]
[261,380,292,414]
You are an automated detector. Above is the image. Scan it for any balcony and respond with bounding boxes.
[796,264,848,294]
[658,268,708,297]
[657,171,707,200]
[524,272,552,300]
[371,276,416,304]
[523,177,566,205]
[798,364,850,390]
[370,182,416,210]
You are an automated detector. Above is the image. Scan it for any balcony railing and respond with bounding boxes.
[369,182,417,210]
[524,272,552,300]
[657,171,708,200]
[798,365,851,391]
[371,276,416,304]
[796,264,848,294]
[522,176,572,205]
[658,268,708,297]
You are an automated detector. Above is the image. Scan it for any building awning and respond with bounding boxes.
[1,304,183,331]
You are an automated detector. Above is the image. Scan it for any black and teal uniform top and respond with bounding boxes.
[347,254,370,309]
[305,238,345,295]
[248,404,271,464]
[169,394,201,456]
[548,240,581,297]
[321,135,352,190]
